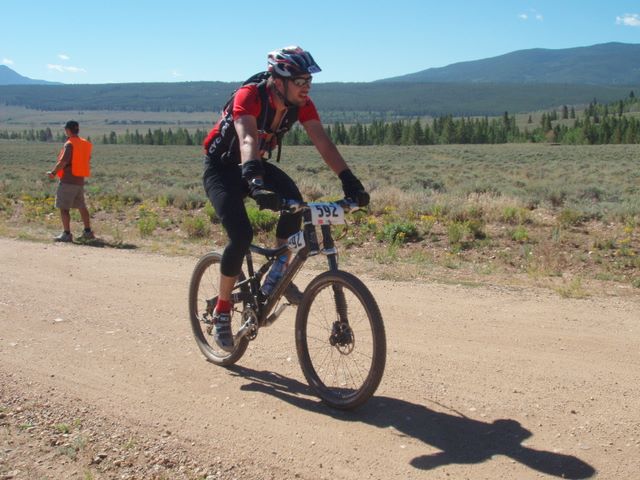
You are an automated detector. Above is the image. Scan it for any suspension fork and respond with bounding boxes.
[332,284,348,323]
[319,224,348,323]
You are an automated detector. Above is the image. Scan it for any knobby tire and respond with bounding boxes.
[188,252,249,366]
[295,270,386,410]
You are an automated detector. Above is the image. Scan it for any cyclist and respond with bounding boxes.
[202,46,369,351]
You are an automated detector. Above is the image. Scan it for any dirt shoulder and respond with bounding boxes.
[1,238,639,479]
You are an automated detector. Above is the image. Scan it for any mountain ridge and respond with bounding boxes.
[1,43,639,118]
[3,42,640,87]
[378,42,640,85]
[0,65,61,85]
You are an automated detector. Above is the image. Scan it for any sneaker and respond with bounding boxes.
[78,230,95,240]
[284,282,304,306]
[54,231,73,242]
[213,311,234,352]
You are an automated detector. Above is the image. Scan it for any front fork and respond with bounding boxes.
[318,224,353,348]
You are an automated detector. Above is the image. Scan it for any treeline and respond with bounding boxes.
[301,93,640,146]
[3,115,639,146]
[0,127,208,146]
[316,112,640,146]
[97,128,208,146]
[3,120,522,146]
[538,93,640,144]
[3,93,640,146]
[287,114,521,146]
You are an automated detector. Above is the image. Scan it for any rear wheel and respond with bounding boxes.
[188,252,249,366]
[295,270,386,410]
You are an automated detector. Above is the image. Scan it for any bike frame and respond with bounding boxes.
[234,206,344,327]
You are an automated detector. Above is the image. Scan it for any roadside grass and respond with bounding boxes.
[1,141,638,294]
[556,277,590,299]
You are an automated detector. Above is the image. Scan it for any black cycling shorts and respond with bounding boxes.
[203,156,303,277]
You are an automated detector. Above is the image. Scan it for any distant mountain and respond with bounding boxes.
[0,65,61,85]
[379,42,640,85]
[1,42,639,119]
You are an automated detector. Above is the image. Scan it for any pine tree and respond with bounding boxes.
[410,119,425,145]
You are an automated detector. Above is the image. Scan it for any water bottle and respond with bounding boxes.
[261,254,288,297]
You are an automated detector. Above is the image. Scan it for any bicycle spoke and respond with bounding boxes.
[305,282,372,389]
[188,252,249,365]
[296,270,386,409]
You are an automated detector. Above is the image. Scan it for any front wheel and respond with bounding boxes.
[188,252,249,366]
[295,270,386,410]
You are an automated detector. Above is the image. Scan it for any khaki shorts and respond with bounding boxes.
[55,183,87,210]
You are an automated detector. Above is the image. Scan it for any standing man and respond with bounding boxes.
[47,120,95,242]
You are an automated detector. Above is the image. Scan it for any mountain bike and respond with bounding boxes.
[188,199,386,410]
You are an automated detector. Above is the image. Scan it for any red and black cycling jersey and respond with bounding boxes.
[203,83,320,163]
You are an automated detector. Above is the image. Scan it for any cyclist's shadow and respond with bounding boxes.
[229,366,596,479]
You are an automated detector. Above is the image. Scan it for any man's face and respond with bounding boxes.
[281,75,312,107]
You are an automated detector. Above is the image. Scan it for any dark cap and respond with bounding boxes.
[64,120,79,135]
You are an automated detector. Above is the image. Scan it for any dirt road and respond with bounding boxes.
[1,237,639,479]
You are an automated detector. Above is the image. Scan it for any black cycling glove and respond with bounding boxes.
[248,179,281,211]
[241,159,265,182]
[339,169,370,207]
[241,159,280,211]
[250,188,281,211]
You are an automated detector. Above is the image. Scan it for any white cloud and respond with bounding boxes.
[519,9,543,21]
[171,70,183,78]
[2,58,14,65]
[47,64,86,73]
[58,53,70,61]
[616,13,640,27]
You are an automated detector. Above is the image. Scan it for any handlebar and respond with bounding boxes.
[283,198,363,214]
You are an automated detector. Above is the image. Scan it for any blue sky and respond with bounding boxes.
[2,0,640,84]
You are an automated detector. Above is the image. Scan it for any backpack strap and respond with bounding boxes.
[218,71,298,163]
[256,80,271,138]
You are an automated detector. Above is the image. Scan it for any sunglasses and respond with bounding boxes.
[291,76,312,87]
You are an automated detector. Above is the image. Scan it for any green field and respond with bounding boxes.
[1,140,638,294]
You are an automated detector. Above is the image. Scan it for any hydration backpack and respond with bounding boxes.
[220,71,298,163]
[222,71,272,111]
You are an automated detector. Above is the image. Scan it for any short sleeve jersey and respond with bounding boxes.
[232,84,320,124]
[203,83,320,156]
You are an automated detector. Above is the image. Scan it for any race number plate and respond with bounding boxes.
[309,202,345,225]
[287,231,306,253]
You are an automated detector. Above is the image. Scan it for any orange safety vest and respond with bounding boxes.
[57,136,92,178]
